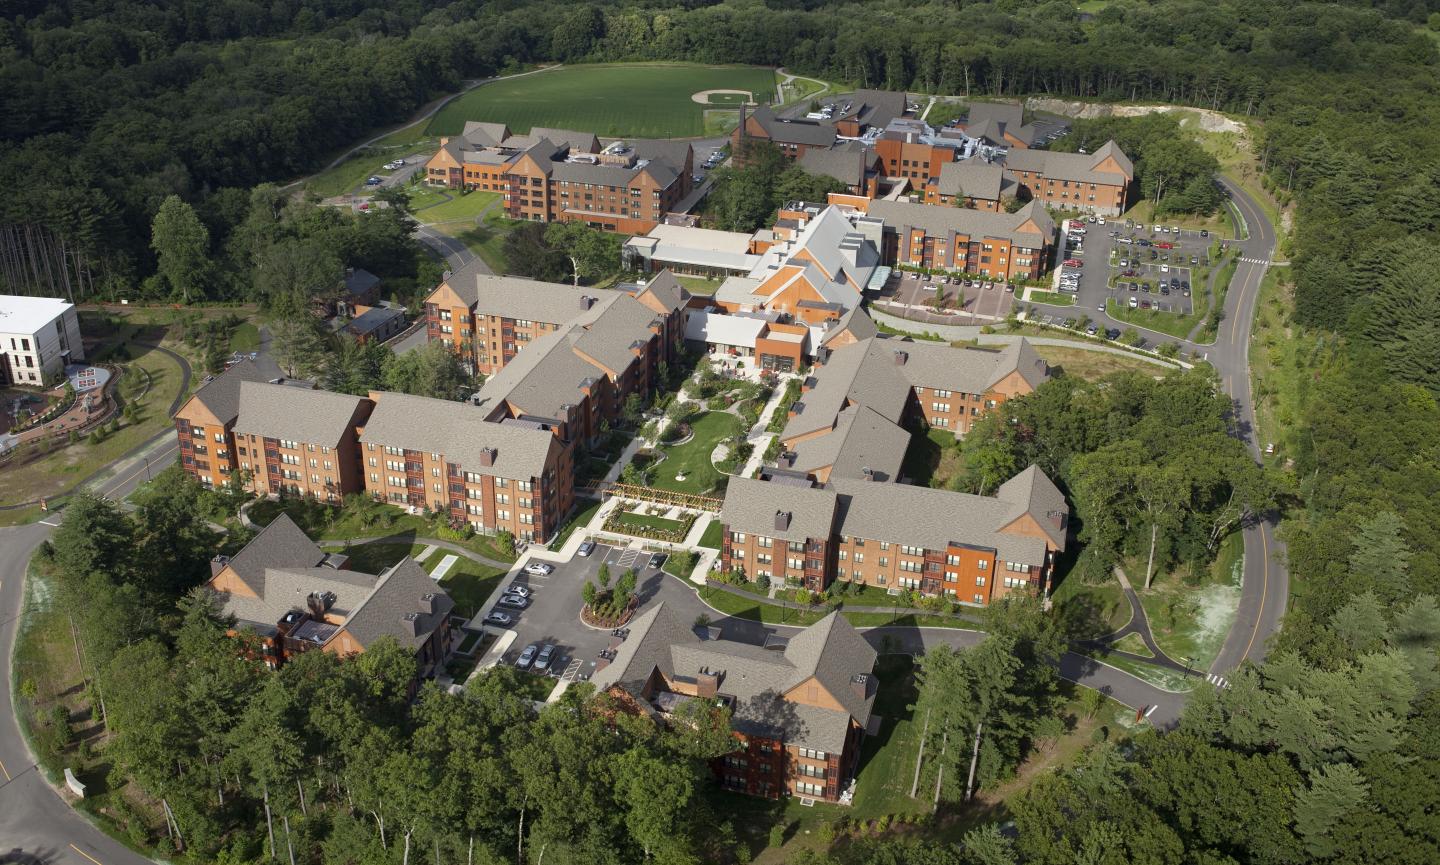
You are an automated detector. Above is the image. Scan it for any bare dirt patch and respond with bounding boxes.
[692,89,756,105]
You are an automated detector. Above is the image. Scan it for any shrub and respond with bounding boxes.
[768,824,785,848]
[755,572,770,591]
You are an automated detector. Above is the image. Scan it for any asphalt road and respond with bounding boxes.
[0,439,177,865]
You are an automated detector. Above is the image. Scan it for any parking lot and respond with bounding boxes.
[478,543,702,685]
[1037,216,1225,339]
[878,270,1016,323]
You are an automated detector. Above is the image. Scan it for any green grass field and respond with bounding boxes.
[414,189,500,224]
[426,64,778,139]
[651,411,746,495]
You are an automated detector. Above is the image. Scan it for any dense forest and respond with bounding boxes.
[6,0,1440,863]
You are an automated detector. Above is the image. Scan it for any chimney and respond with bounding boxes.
[578,295,594,310]
[420,593,438,615]
[478,446,496,466]
[850,673,870,701]
[893,349,908,366]
[401,612,423,637]
[307,591,334,618]
[774,510,791,532]
[345,266,354,278]
[210,554,230,578]
[696,668,720,698]
[861,466,874,481]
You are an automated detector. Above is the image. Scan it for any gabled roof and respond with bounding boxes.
[342,559,455,652]
[819,306,878,348]
[461,121,511,148]
[527,127,599,154]
[788,404,908,482]
[233,382,367,448]
[345,306,404,338]
[866,198,1053,250]
[217,513,325,596]
[747,205,880,293]
[780,338,911,440]
[343,268,381,297]
[463,275,620,322]
[359,391,560,480]
[830,476,1051,567]
[633,269,687,313]
[780,612,877,720]
[720,475,838,542]
[996,463,1069,550]
[221,565,378,635]
[1003,140,1133,186]
[572,295,661,374]
[181,358,275,426]
[935,161,1008,202]
[831,89,908,131]
[630,139,692,169]
[874,337,1049,394]
[797,142,873,188]
[759,261,861,312]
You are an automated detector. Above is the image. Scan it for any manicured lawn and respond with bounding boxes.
[433,213,513,274]
[612,510,689,534]
[249,498,516,562]
[697,583,968,630]
[1051,575,1130,639]
[851,656,932,818]
[331,542,424,573]
[426,64,779,139]
[438,560,507,619]
[650,410,746,495]
[697,519,724,550]
[676,275,723,295]
[414,189,500,224]
[1029,290,1075,306]
[1106,296,1200,340]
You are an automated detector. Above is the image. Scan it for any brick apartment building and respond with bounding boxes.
[955,102,1040,150]
[358,391,573,544]
[796,143,883,197]
[734,90,909,163]
[1001,142,1133,215]
[720,464,1068,604]
[206,514,453,674]
[469,278,686,450]
[921,161,1018,210]
[174,359,280,489]
[233,382,374,502]
[592,601,878,803]
[425,267,686,376]
[424,123,693,234]
[717,335,1063,602]
[852,197,1055,281]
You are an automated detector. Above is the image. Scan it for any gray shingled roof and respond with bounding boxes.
[866,198,1053,250]
[592,603,874,753]
[233,382,367,448]
[780,338,911,441]
[343,268,381,297]
[997,464,1069,550]
[874,337,1049,395]
[830,477,1050,567]
[184,358,275,426]
[1004,141,1133,186]
[789,405,908,483]
[465,275,619,323]
[797,143,871,188]
[819,307,878,348]
[216,512,325,596]
[572,295,660,373]
[635,269,687,313]
[359,392,559,480]
[342,559,454,653]
[936,161,1006,201]
[630,139,692,170]
[346,306,404,337]
[461,121,511,148]
[221,565,378,635]
[719,475,838,542]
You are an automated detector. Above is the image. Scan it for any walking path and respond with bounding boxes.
[1071,567,1191,675]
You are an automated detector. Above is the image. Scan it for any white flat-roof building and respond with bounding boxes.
[623,224,766,278]
[0,295,84,387]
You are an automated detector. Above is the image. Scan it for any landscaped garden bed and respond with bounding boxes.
[604,506,696,542]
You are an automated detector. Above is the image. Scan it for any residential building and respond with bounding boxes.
[470,279,686,448]
[872,120,967,188]
[733,105,836,161]
[826,89,910,137]
[780,336,1049,448]
[796,143,883,197]
[174,359,285,488]
[720,464,1068,604]
[338,305,406,345]
[206,514,453,674]
[0,295,83,386]
[358,391,573,544]
[734,90,911,165]
[339,267,382,317]
[1001,141,1134,215]
[592,601,877,803]
[922,161,1018,211]
[956,102,1039,150]
[425,267,686,376]
[855,197,1055,281]
[424,125,693,233]
[233,382,373,502]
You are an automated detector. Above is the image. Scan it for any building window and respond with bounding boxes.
[796,781,825,797]
[798,748,827,761]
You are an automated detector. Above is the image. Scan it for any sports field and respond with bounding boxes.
[426,64,778,139]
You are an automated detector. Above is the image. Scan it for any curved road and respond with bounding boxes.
[0,183,1281,861]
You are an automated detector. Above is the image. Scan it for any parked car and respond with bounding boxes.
[523,562,554,577]
[577,540,596,557]
[1128,296,1139,309]
[1182,287,1191,297]
[1140,300,1152,309]
[507,584,533,599]
[516,644,538,669]
[364,176,382,186]
[1061,318,1076,328]
[1086,324,1099,335]
[1160,286,1171,296]
[534,644,556,672]
[484,611,514,627]
[692,174,705,183]
[498,595,530,610]
[1160,264,1170,273]
[1063,259,1083,267]
[649,553,669,570]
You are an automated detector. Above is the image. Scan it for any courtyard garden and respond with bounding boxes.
[645,410,747,495]
[603,503,697,543]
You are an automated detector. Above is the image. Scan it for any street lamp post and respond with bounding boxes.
[1183,655,1195,678]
